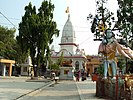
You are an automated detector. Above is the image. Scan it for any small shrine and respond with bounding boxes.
[19,56,32,76]
[0,57,15,77]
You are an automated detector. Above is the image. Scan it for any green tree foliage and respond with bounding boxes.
[57,52,64,67]
[0,26,17,60]
[116,0,133,49]
[88,0,115,40]
[97,64,104,75]
[116,0,133,73]
[117,56,126,70]
[17,1,59,77]
[95,0,115,28]
[17,2,37,67]
[50,63,60,70]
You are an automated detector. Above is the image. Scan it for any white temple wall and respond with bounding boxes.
[60,45,77,55]
[73,59,85,70]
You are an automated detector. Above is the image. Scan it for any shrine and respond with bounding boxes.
[0,57,15,77]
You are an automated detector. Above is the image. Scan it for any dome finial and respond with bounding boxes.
[65,6,69,14]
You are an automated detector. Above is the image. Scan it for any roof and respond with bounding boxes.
[62,14,74,37]
[0,59,15,64]
[51,55,86,59]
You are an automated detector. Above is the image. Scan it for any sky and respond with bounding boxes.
[0,0,119,55]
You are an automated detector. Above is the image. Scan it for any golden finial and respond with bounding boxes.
[65,6,69,13]
[65,0,69,14]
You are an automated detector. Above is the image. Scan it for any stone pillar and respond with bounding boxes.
[2,64,6,76]
[9,63,12,77]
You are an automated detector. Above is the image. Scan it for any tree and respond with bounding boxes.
[87,0,115,40]
[116,0,133,49]
[17,1,59,77]
[56,52,64,67]
[17,2,37,76]
[87,0,133,50]
[0,26,17,60]
[116,0,133,73]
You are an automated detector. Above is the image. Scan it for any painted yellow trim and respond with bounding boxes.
[0,59,15,64]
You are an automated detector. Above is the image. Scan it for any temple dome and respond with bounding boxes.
[62,14,74,37]
[60,14,77,55]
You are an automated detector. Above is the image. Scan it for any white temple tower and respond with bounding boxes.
[51,13,86,80]
[59,14,77,55]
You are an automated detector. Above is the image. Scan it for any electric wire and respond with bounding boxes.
[0,22,18,27]
[79,35,93,45]
[0,12,17,29]
[0,15,20,20]
[0,15,91,30]
[0,11,34,44]
[0,15,90,29]
[0,12,95,47]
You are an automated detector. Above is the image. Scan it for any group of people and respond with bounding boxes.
[75,69,86,81]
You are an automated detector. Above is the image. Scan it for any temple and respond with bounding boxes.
[51,14,86,80]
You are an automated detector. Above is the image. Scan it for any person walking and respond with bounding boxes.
[76,70,80,81]
[30,68,34,79]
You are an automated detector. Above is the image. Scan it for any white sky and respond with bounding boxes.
[0,0,119,55]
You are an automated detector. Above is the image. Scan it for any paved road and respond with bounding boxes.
[76,79,106,100]
[19,80,80,100]
[0,77,51,100]
[19,79,106,100]
[0,77,107,100]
